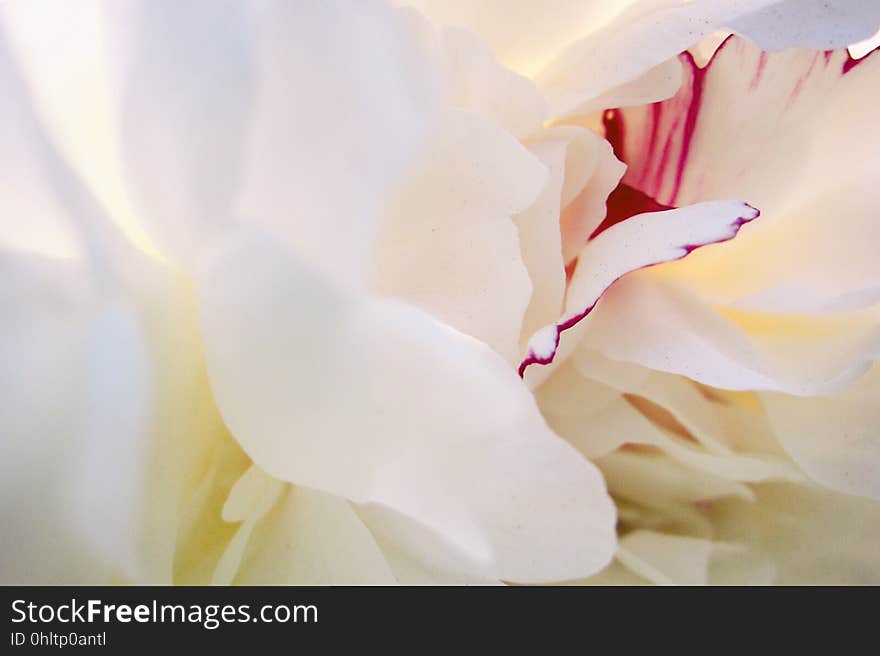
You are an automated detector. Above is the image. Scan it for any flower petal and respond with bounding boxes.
[592,38,880,394]
[355,504,502,584]
[1,253,106,583]
[727,0,880,52]
[406,1,880,116]
[519,200,759,379]
[0,0,151,251]
[232,485,396,585]
[607,40,880,311]
[0,33,230,583]
[442,25,546,139]
[572,59,684,116]
[102,0,440,288]
[710,482,880,584]
[538,355,801,484]
[598,449,754,525]
[196,226,616,583]
[583,276,880,394]
[513,138,568,347]
[617,530,716,585]
[554,128,626,265]
[373,109,544,363]
[760,366,880,500]
[101,0,254,265]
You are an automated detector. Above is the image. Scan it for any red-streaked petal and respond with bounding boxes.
[519,201,759,377]
[589,37,880,395]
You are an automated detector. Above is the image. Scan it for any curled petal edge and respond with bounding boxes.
[518,202,760,377]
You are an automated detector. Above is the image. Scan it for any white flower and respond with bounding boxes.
[1,0,878,585]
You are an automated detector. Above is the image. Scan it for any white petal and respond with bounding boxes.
[617,531,715,585]
[405,1,880,116]
[574,349,763,456]
[537,362,658,459]
[0,0,151,251]
[761,366,880,500]
[591,277,880,394]
[571,58,684,116]
[0,251,219,585]
[233,486,396,585]
[599,450,754,521]
[568,1,880,115]
[520,200,759,378]
[1,254,105,583]
[512,126,625,307]
[513,139,568,348]
[593,39,880,394]
[101,0,254,265]
[541,362,801,485]
[355,505,502,585]
[373,109,544,363]
[553,128,626,265]
[402,0,621,79]
[197,226,616,583]
[103,0,440,288]
[172,433,252,585]
[442,26,546,139]
[210,464,284,584]
[849,26,880,58]
[222,464,284,523]
[609,40,880,311]
[0,35,202,583]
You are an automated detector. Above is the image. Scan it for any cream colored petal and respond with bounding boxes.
[760,365,880,500]
[514,125,626,352]
[1,254,107,583]
[402,0,626,79]
[197,226,616,583]
[727,0,880,52]
[611,40,880,314]
[442,26,546,139]
[0,0,152,251]
[374,109,544,363]
[406,1,879,116]
[233,486,396,585]
[571,58,684,116]
[583,273,880,394]
[209,464,285,585]
[513,139,568,347]
[540,357,801,482]
[578,558,652,586]
[172,432,251,585]
[97,1,441,290]
[0,35,215,583]
[549,1,879,117]
[556,129,626,265]
[598,449,752,540]
[612,532,773,585]
[581,43,880,398]
[849,26,880,58]
[575,348,760,455]
[617,530,716,585]
[709,482,880,584]
[355,505,503,585]
[520,200,759,380]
